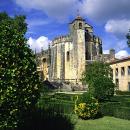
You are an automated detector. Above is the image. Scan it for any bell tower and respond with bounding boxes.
[69,15,86,82]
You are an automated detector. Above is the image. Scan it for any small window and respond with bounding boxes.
[115,68,118,77]
[73,24,75,29]
[128,82,130,91]
[67,51,70,61]
[79,23,82,29]
[43,58,46,63]
[121,67,125,76]
[128,66,130,75]
[116,79,119,89]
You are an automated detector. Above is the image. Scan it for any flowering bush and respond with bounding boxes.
[74,94,99,119]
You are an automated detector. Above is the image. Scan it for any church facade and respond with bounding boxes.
[37,15,103,83]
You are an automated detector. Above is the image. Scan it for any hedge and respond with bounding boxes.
[116,90,130,95]
[100,102,130,120]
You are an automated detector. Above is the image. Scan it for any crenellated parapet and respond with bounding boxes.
[52,35,72,46]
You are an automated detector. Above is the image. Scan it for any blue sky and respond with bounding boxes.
[1,0,130,58]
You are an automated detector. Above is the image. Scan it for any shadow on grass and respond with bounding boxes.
[17,108,74,130]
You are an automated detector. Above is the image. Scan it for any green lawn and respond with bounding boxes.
[74,116,130,130]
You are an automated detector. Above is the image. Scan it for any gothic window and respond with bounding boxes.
[43,58,46,63]
[128,66,130,75]
[67,51,70,61]
[115,68,118,77]
[121,67,125,76]
[73,24,75,29]
[79,22,82,29]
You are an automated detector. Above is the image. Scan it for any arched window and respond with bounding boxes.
[79,22,82,29]
[43,58,46,63]
[67,51,70,61]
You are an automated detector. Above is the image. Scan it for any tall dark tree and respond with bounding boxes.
[0,12,41,129]
[82,61,115,101]
[126,29,130,47]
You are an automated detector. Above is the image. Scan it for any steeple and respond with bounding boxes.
[70,10,85,24]
[75,9,83,20]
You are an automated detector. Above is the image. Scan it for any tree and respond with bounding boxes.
[82,61,115,101]
[0,12,42,129]
[126,29,130,47]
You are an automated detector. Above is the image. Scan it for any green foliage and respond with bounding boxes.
[100,102,130,120]
[126,29,130,47]
[77,92,93,104]
[100,102,121,116]
[114,107,130,120]
[100,95,130,120]
[0,12,42,129]
[116,90,130,95]
[74,94,99,120]
[82,61,115,101]
[16,108,74,130]
[37,92,75,114]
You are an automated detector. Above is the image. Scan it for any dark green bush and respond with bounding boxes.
[78,92,93,104]
[16,108,74,130]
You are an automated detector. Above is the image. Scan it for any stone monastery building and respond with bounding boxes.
[37,15,114,83]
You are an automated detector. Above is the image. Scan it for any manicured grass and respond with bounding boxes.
[74,116,130,130]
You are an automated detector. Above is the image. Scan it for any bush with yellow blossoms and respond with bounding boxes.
[74,93,99,119]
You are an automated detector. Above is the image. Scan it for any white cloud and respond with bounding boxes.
[80,0,130,23]
[103,49,129,59]
[14,0,130,53]
[115,50,129,59]
[105,19,130,38]
[103,50,109,54]
[15,0,77,20]
[79,0,130,39]
[27,36,51,52]
[15,0,130,23]
[26,19,50,28]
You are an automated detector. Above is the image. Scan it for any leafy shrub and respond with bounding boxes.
[74,94,99,119]
[82,61,115,101]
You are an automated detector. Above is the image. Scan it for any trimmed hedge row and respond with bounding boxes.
[53,93,80,102]
[116,90,130,95]
[114,107,130,120]
[100,102,130,120]
[37,98,75,114]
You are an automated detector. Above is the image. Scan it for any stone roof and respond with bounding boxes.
[69,15,85,24]
[110,56,130,64]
